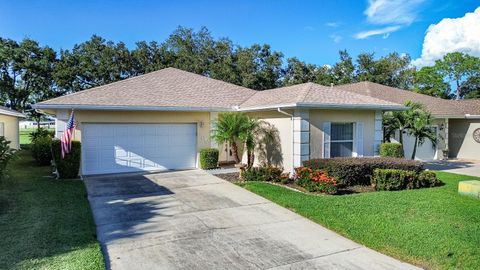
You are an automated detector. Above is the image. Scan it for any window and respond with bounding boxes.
[330,123,354,157]
[0,122,4,137]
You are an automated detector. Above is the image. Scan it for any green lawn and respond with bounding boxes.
[19,128,55,145]
[0,150,105,269]
[240,172,480,270]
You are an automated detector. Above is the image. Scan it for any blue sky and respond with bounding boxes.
[1,0,479,66]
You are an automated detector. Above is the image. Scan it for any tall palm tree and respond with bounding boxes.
[211,112,250,164]
[239,118,261,169]
[408,111,437,160]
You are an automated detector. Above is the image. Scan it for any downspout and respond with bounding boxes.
[277,108,295,175]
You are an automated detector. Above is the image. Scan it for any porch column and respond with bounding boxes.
[374,110,383,156]
[293,109,310,169]
[444,118,449,160]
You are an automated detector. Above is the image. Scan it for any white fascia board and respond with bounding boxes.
[33,104,233,112]
[0,109,26,118]
[465,114,480,119]
[236,103,297,112]
[237,102,406,112]
[295,102,407,111]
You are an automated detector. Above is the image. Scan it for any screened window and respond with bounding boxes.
[0,122,4,137]
[330,123,354,157]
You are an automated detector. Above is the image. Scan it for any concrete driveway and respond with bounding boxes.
[426,159,480,177]
[84,170,419,270]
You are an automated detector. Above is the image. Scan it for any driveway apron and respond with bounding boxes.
[83,170,420,270]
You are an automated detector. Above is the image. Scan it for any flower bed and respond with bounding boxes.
[294,167,337,194]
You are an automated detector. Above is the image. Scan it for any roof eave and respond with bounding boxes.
[0,110,26,118]
[238,103,406,112]
[33,104,234,112]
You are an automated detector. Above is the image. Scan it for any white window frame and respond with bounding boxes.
[330,122,355,158]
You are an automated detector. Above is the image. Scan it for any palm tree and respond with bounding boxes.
[211,112,250,164]
[239,118,261,169]
[408,110,437,160]
[383,101,424,145]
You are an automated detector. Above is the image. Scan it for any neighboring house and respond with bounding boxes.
[35,68,405,175]
[337,82,480,161]
[0,106,25,149]
[19,120,55,129]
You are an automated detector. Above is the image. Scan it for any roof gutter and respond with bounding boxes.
[33,104,234,112]
[238,102,406,112]
[0,110,26,118]
[465,114,480,119]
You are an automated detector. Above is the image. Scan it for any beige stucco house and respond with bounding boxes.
[0,106,25,149]
[338,82,480,161]
[34,68,416,175]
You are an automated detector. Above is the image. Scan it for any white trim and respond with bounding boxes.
[34,104,233,112]
[36,102,407,113]
[0,109,25,118]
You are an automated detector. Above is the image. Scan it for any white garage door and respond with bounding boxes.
[402,127,438,161]
[82,123,197,175]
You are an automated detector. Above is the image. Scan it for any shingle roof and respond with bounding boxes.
[0,106,25,118]
[36,68,256,111]
[238,82,404,110]
[336,81,480,117]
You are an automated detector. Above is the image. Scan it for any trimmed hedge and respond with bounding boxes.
[52,139,81,179]
[303,157,423,186]
[372,169,440,191]
[31,135,52,166]
[380,143,404,158]
[199,148,219,169]
[242,165,287,183]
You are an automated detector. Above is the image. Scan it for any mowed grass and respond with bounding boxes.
[240,172,480,270]
[19,128,55,145]
[0,150,105,270]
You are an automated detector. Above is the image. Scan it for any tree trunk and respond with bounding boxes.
[230,141,240,164]
[411,136,418,160]
[247,149,255,169]
[399,128,405,157]
[456,79,460,100]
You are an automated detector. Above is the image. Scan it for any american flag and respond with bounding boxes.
[61,110,76,159]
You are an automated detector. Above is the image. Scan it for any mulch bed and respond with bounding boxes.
[215,172,240,183]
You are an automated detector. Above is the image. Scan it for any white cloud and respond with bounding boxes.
[326,22,340,28]
[354,25,401,39]
[330,34,342,43]
[304,26,316,31]
[365,0,425,25]
[413,7,480,66]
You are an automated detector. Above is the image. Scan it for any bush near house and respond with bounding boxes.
[241,165,286,183]
[379,142,404,158]
[294,167,337,194]
[199,148,219,169]
[372,169,440,191]
[31,136,53,166]
[0,136,16,180]
[51,140,81,179]
[303,157,423,186]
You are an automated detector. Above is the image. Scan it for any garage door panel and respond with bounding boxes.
[82,123,197,175]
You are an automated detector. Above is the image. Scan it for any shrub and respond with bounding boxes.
[294,167,337,194]
[51,139,81,179]
[372,169,440,191]
[199,148,219,169]
[242,165,284,182]
[29,127,54,143]
[372,169,417,191]
[303,157,423,186]
[416,170,440,188]
[0,136,16,180]
[31,135,53,166]
[380,143,404,158]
